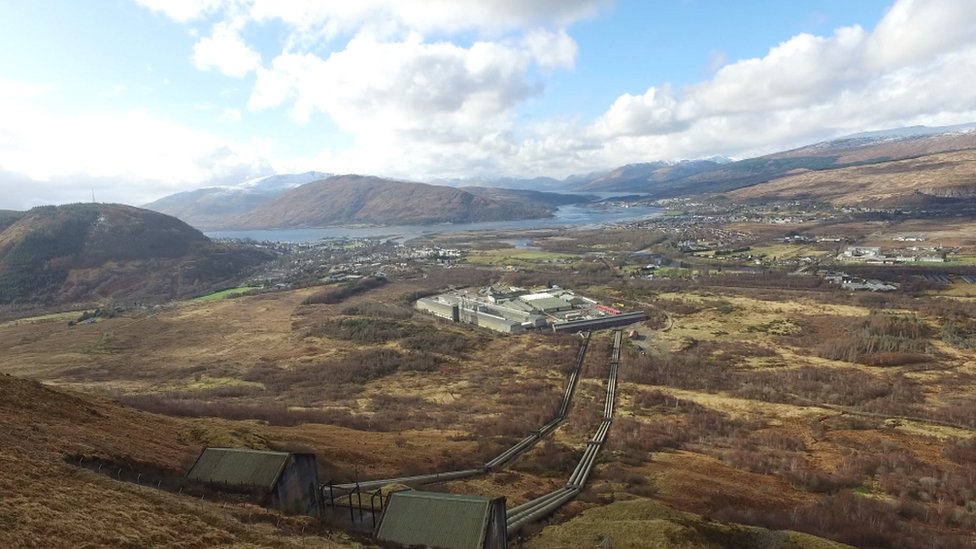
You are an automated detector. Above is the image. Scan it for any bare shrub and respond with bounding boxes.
[513,439,579,477]
[734,366,895,407]
[305,317,421,343]
[712,492,907,548]
[116,395,371,429]
[341,301,413,319]
[941,317,976,349]
[244,348,444,398]
[302,276,387,305]
[654,298,702,315]
[815,311,931,364]
[401,330,485,356]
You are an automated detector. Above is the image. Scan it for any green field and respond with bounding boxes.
[463,249,581,266]
[0,310,87,326]
[945,254,976,266]
[747,243,831,260]
[193,286,259,301]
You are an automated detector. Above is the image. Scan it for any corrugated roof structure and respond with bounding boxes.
[497,299,534,313]
[375,491,507,549]
[519,294,572,313]
[186,448,290,490]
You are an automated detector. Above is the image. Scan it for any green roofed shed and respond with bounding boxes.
[187,448,289,489]
[186,448,320,514]
[375,490,507,549]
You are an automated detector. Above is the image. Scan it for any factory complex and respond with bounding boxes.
[415,285,647,334]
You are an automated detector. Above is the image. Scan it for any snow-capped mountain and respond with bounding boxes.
[843,123,976,142]
[234,171,333,194]
[143,171,331,230]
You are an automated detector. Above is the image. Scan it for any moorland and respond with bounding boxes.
[3,126,976,548]
[3,202,976,547]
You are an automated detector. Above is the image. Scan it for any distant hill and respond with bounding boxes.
[144,171,331,230]
[445,175,568,192]
[726,148,976,206]
[577,123,976,198]
[230,175,590,229]
[460,185,590,206]
[141,123,976,220]
[760,125,976,166]
[0,210,23,232]
[572,159,729,193]
[0,203,273,305]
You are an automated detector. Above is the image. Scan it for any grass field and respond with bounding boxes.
[944,253,976,266]
[0,374,370,548]
[193,286,260,301]
[3,271,976,548]
[464,249,581,266]
[746,243,833,259]
[0,309,85,326]
[526,499,852,549]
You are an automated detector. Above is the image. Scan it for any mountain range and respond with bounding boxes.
[143,171,331,230]
[149,175,591,230]
[142,123,976,230]
[728,148,976,206]
[232,175,589,229]
[575,123,976,196]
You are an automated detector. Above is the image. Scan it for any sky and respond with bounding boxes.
[1,0,975,209]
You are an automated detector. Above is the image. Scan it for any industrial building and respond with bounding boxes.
[375,491,507,549]
[488,302,548,328]
[416,293,545,334]
[551,310,649,333]
[518,292,573,313]
[186,448,320,514]
[415,296,460,322]
[415,285,646,334]
[459,306,525,334]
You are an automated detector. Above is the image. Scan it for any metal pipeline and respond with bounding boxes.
[330,467,485,492]
[326,330,613,533]
[507,488,581,535]
[505,487,575,525]
[503,331,623,536]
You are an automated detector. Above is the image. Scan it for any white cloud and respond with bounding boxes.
[0,78,53,101]
[248,32,556,131]
[241,27,587,180]
[250,35,534,122]
[103,84,128,99]
[135,0,592,181]
[572,0,976,170]
[865,0,976,70]
[133,0,229,22]
[0,81,275,208]
[245,0,608,36]
[682,26,869,118]
[116,0,976,184]
[193,24,261,77]
[219,107,242,122]
[594,85,687,137]
[524,29,577,70]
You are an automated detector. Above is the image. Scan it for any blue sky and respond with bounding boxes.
[1,0,974,208]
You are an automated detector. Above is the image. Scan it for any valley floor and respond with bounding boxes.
[3,261,976,547]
